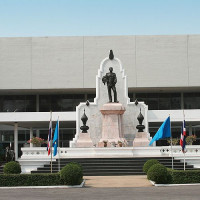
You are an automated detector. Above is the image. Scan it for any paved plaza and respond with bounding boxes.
[0,186,200,200]
[0,176,200,200]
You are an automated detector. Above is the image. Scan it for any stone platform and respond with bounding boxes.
[99,103,126,146]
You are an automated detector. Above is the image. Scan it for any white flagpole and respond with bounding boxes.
[183,110,186,171]
[170,114,174,169]
[50,111,53,174]
[58,117,61,172]
[184,152,185,171]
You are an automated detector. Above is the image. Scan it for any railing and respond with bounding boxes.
[20,145,200,159]
[160,145,200,156]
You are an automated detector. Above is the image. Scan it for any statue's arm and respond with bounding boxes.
[102,75,107,85]
[114,73,117,84]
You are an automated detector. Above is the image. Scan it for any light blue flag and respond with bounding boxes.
[53,120,59,156]
[149,116,171,146]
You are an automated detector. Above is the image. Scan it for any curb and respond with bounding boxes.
[0,180,85,189]
[150,180,200,187]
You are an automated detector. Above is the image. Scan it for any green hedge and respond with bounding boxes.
[0,162,83,187]
[170,170,200,184]
[60,162,83,185]
[0,173,61,187]
[147,163,171,184]
[3,161,21,174]
[143,159,160,174]
[148,167,200,184]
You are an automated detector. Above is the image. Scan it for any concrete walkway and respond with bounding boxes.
[84,175,152,188]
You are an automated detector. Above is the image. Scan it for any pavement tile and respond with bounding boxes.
[84,175,152,188]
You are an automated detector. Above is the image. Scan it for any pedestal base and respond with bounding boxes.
[133,132,149,147]
[99,103,126,147]
[98,138,127,148]
[75,132,93,148]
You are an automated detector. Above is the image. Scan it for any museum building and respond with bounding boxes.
[0,35,200,159]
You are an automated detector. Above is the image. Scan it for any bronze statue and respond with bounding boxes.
[102,67,119,103]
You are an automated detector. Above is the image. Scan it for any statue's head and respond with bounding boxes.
[109,67,113,72]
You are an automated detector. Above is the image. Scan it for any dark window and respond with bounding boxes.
[39,95,51,112]
[0,95,36,112]
[136,93,181,110]
[184,93,200,109]
[128,93,133,102]
[39,94,85,112]
[87,94,96,102]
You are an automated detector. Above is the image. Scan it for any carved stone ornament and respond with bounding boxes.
[136,108,145,132]
[80,109,89,133]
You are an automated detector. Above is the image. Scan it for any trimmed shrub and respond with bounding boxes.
[147,163,171,184]
[143,159,159,174]
[0,173,61,187]
[3,161,21,174]
[171,170,200,184]
[60,162,83,185]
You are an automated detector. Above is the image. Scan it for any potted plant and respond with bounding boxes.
[27,137,46,147]
[103,140,108,147]
[186,135,196,145]
[110,141,116,147]
[118,141,123,147]
[167,138,179,146]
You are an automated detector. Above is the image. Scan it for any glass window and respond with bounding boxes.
[159,94,171,110]
[0,95,36,112]
[184,93,200,109]
[171,93,181,109]
[87,94,96,102]
[136,93,181,110]
[25,96,36,112]
[128,93,133,102]
[146,93,159,110]
[39,94,85,112]
[39,95,51,112]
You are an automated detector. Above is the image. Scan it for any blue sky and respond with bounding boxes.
[0,0,200,37]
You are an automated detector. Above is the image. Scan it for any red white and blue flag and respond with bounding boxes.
[47,113,52,156]
[180,120,186,153]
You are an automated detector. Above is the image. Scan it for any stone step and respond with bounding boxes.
[31,157,196,175]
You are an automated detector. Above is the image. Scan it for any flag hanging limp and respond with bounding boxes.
[149,116,171,146]
[53,120,59,156]
[180,120,186,153]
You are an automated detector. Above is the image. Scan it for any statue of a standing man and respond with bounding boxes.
[102,67,119,103]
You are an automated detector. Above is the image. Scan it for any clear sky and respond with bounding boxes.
[0,0,200,37]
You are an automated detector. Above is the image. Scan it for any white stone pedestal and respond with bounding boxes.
[133,132,149,147]
[76,132,93,148]
[98,103,126,146]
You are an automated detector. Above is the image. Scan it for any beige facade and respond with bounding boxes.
[0,35,200,91]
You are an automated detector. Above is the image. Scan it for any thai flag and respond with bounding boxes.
[180,120,186,153]
[47,114,52,156]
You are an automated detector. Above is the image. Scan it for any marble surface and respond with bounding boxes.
[70,56,150,147]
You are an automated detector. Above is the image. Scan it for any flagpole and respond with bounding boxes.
[170,114,174,169]
[183,110,186,171]
[58,116,60,172]
[50,111,53,174]
[184,152,185,171]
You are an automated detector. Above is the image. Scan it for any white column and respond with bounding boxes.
[30,127,33,148]
[14,123,18,160]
